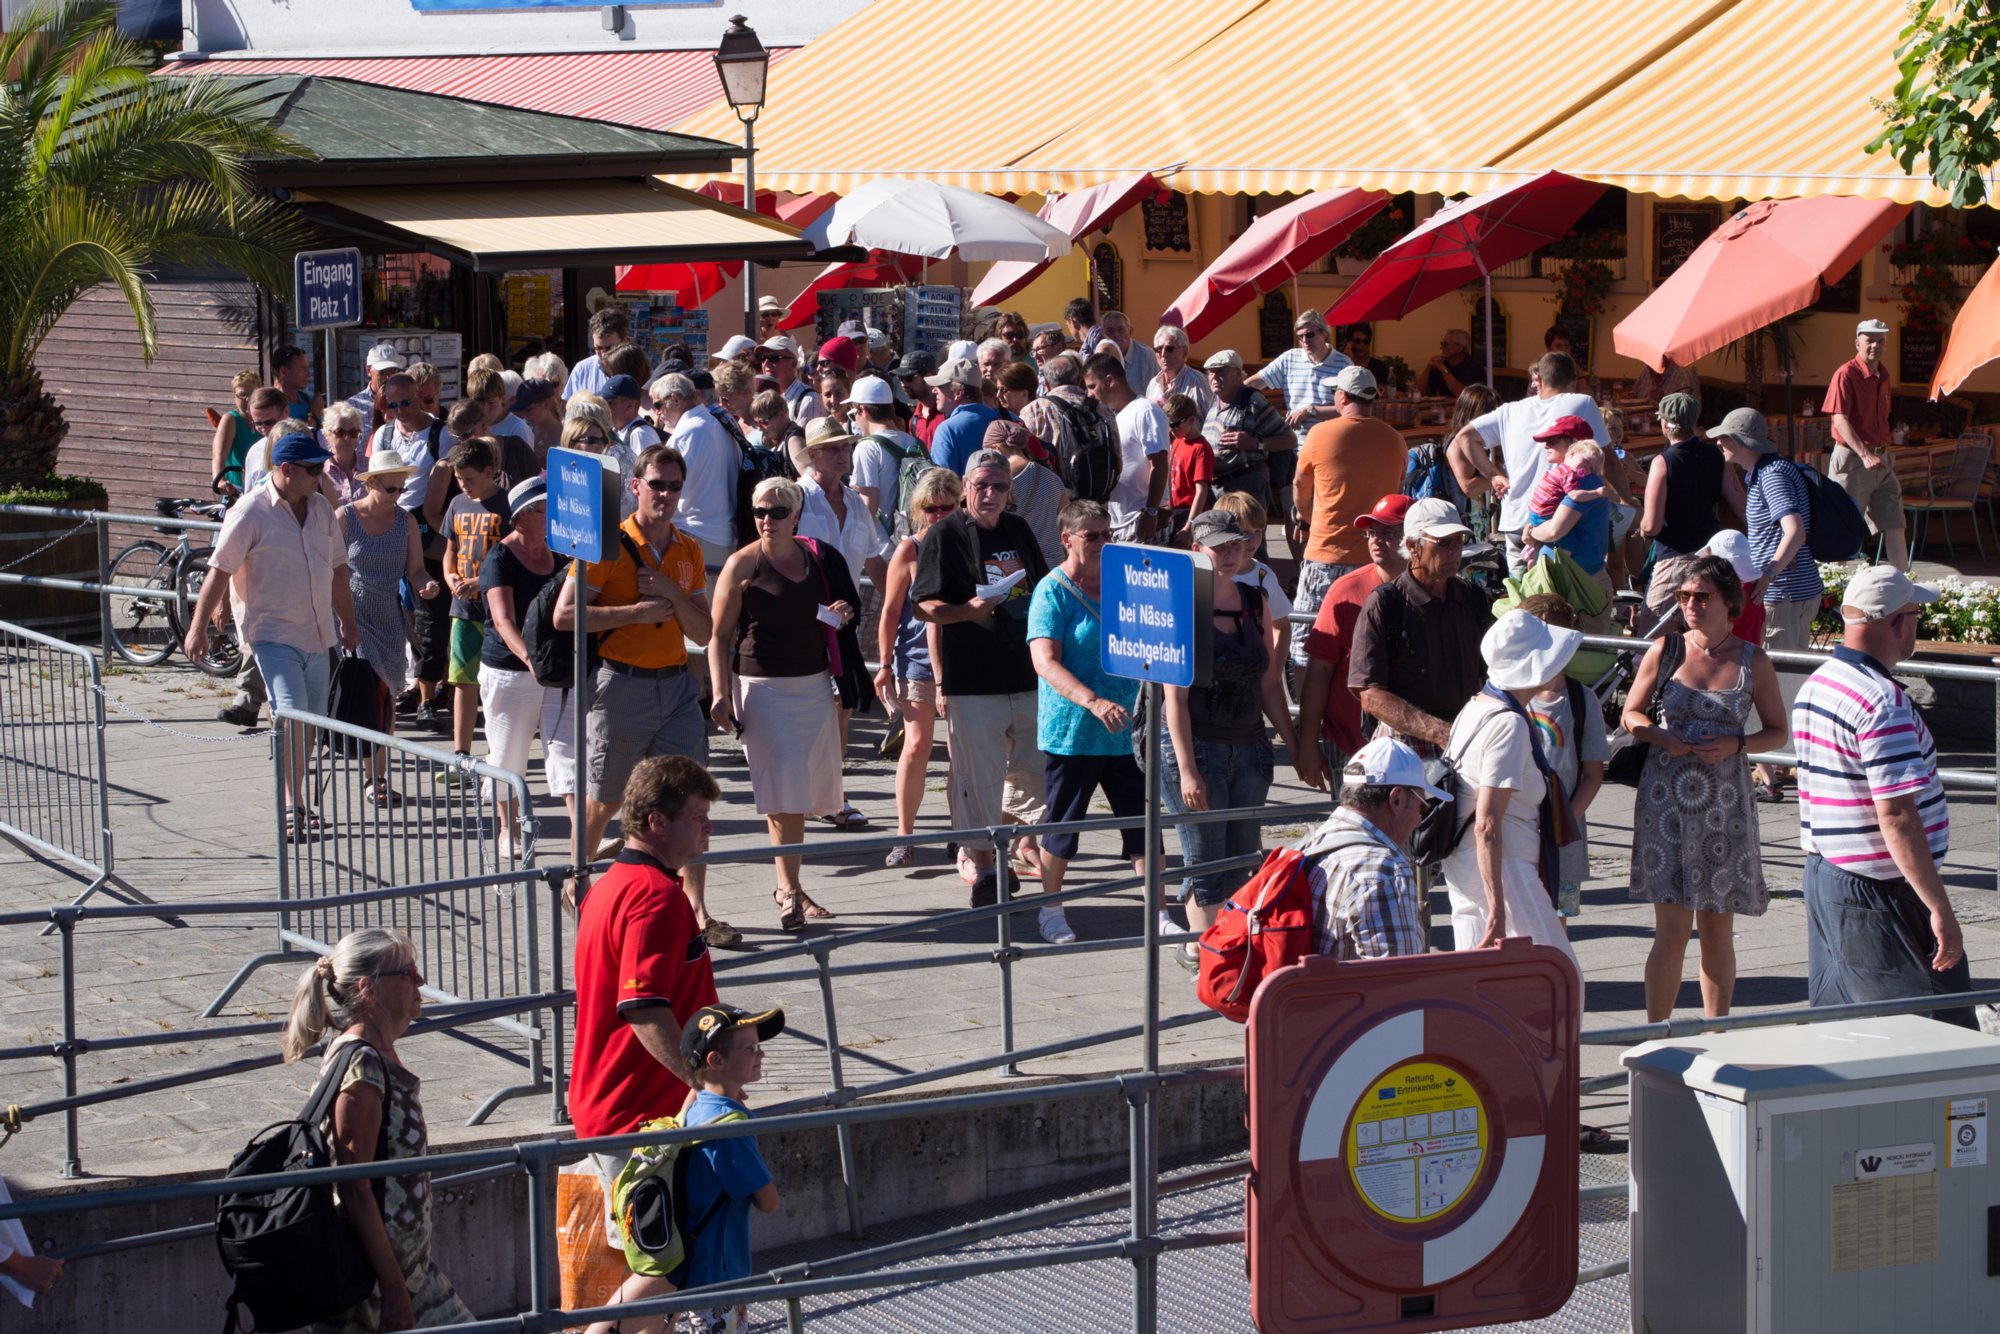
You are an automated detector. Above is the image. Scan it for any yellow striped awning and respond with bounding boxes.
[670,0,1267,194]
[1492,0,1946,204]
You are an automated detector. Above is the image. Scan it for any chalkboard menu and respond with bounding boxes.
[1141,192,1195,260]
[1090,241,1124,315]
[1899,322,1943,387]
[1465,294,1508,379]
[1258,289,1294,361]
[1551,310,1594,374]
[1653,204,1721,287]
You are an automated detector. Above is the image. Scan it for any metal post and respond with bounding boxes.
[814,948,865,1239]
[741,117,758,338]
[522,1148,556,1318]
[993,825,1019,1076]
[58,913,81,1178]
[1127,1083,1158,1333]
[785,1297,806,1333]
[93,518,112,671]
[1993,679,1998,896]
[1142,681,1162,1077]
[1135,681,1163,1329]
[571,558,590,904]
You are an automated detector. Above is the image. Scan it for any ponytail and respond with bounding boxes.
[279,928,413,1062]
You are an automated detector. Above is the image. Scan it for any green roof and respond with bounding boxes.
[193,73,740,182]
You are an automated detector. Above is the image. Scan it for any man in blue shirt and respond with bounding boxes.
[926,358,1002,474]
[676,1004,783,1334]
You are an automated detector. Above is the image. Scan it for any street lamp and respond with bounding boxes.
[714,14,770,338]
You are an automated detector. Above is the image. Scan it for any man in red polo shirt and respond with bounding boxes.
[1295,494,1412,789]
[1825,318,1905,571]
[571,755,722,1141]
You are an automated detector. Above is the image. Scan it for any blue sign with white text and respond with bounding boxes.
[1100,543,1212,689]
[292,248,363,331]
[546,447,616,563]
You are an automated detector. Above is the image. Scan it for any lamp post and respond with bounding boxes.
[714,14,770,338]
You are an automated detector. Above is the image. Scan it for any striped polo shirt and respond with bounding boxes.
[1793,646,1948,875]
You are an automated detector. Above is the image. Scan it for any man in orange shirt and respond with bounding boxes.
[554,446,734,945]
[1288,366,1409,669]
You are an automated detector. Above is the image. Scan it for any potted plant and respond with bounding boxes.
[1888,227,1989,289]
[1542,229,1623,315]
[0,473,109,636]
[1332,204,1411,275]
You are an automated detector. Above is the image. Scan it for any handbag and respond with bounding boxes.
[1605,634,1687,787]
[324,652,389,757]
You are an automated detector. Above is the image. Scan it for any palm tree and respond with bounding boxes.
[0,1,308,486]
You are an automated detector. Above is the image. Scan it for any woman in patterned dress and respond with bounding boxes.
[282,929,472,1331]
[1623,555,1788,1021]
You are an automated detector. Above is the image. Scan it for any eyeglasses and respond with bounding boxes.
[643,477,685,493]
[752,505,793,521]
[250,417,282,430]
[578,432,607,446]
[383,397,414,411]
[921,503,958,516]
[969,481,1011,493]
[1366,526,1404,541]
[1674,589,1713,607]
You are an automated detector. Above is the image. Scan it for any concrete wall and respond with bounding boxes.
[181,0,872,57]
[16,1070,1245,1329]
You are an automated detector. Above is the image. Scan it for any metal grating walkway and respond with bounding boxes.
[746,1149,1634,1332]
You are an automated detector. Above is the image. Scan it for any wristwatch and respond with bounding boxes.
[1144,505,1160,516]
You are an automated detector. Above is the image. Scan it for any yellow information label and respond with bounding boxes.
[1346,1060,1489,1222]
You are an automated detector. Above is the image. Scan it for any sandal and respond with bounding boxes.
[820,804,870,829]
[285,808,324,842]
[1008,854,1043,881]
[778,894,806,932]
[1755,779,1786,804]
[364,782,405,808]
[776,886,835,920]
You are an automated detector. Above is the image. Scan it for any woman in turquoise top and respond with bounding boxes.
[208,370,264,495]
[1026,499,1148,948]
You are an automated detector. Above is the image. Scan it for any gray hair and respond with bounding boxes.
[1153,324,1189,350]
[1043,352,1085,388]
[525,351,568,385]
[1443,328,1471,349]
[320,401,362,435]
[282,928,415,1062]
[653,372,697,402]
[1057,498,1108,534]
[977,337,1010,360]
[1295,308,1329,334]
[565,392,611,431]
[1339,783,1397,812]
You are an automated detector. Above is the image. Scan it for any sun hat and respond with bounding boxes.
[357,452,417,482]
[1481,608,1582,692]
[1353,494,1414,530]
[1706,406,1775,454]
[1840,566,1940,623]
[802,416,856,451]
[1342,736,1451,802]
[506,476,547,513]
[757,295,785,315]
[1404,496,1473,542]
[1701,530,1763,584]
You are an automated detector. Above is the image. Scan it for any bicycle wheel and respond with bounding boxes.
[176,555,243,677]
[104,540,176,666]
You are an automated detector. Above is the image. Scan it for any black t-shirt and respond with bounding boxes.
[479,541,558,671]
[910,511,1048,695]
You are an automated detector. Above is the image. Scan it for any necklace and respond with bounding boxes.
[1689,629,1736,659]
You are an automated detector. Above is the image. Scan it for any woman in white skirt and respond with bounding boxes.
[1439,610,1583,979]
[475,477,575,859]
[709,477,855,931]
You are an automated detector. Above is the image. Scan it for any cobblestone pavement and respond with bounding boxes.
[1,659,1996,1195]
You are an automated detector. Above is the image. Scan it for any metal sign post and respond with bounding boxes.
[545,448,620,898]
[1099,541,1212,1334]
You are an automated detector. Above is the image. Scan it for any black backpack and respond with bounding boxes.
[216,1040,389,1333]
[1794,459,1869,561]
[1407,707,1515,869]
[1042,393,1120,502]
[734,443,794,549]
[522,533,643,689]
[861,432,934,538]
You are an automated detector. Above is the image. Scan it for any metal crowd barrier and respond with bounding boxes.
[0,619,163,918]
[201,708,564,1127]
[0,876,572,1177]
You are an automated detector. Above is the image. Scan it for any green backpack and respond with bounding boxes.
[610,1108,749,1278]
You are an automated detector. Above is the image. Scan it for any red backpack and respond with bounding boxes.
[1196,829,1379,1023]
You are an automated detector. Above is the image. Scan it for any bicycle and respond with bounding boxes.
[104,495,243,676]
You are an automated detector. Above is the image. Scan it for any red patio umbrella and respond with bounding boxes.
[1326,170,1609,383]
[779,253,927,331]
[1164,188,1389,344]
[1931,251,2000,398]
[968,172,1162,308]
[1614,197,1910,372]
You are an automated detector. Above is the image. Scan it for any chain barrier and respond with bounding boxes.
[0,515,95,573]
[90,683,277,743]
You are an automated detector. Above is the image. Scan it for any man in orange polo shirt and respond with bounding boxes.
[554,445,732,944]
[1288,366,1408,671]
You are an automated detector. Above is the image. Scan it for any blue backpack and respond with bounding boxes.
[1404,441,1466,510]
[1793,460,1867,562]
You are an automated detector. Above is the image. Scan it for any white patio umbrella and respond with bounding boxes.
[802,179,1073,263]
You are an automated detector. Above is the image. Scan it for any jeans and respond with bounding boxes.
[251,641,332,717]
[1153,732,1273,907]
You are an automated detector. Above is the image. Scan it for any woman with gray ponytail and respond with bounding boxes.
[281,929,471,1331]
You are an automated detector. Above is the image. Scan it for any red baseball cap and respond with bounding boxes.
[1353,494,1414,529]
[1531,414,1594,443]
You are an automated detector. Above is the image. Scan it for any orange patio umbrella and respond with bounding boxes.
[1614,196,1910,372]
[1163,188,1389,344]
[1931,252,2000,398]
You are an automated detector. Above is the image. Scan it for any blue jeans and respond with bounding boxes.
[252,641,332,717]
[1153,732,1273,907]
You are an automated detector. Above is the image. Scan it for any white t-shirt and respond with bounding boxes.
[1108,397,1171,538]
[1439,693,1546,891]
[667,404,739,552]
[797,473,889,581]
[368,420,448,511]
[1468,392,1607,533]
[852,430,923,527]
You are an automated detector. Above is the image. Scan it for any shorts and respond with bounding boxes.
[1761,595,1819,652]
[447,618,485,686]
[252,641,332,718]
[946,691,1045,834]
[1290,560,1356,665]
[1830,446,1905,533]
[586,665,708,805]
[1041,751,1146,862]
[896,676,938,711]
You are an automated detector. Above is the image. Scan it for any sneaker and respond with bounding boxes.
[1173,943,1201,974]
[594,836,625,862]
[434,758,474,786]
[215,702,260,728]
[412,702,439,726]
[968,871,998,909]
[1157,910,1182,939]
[1037,905,1076,945]
[884,844,912,869]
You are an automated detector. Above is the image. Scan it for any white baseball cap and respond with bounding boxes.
[1404,497,1472,542]
[945,339,979,364]
[1856,318,1891,336]
[1341,737,1451,802]
[1702,530,1763,585]
[1841,566,1940,622]
[713,334,758,361]
[843,376,895,407]
[365,344,405,372]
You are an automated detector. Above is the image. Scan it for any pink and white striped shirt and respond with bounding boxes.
[1792,646,1948,875]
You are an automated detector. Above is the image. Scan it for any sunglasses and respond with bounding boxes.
[921,502,958,516]
[1074,530,1111,545]
[1675,589,1713,607]
[250,418,282,430]
[752,505,793,521]
[643,477,685,493]
[383,397,414,411]
[331,428,361,438]
[969,481,1011,493]
[376,966,421,982]
[294,462,326,477]
[578,431,607,446]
